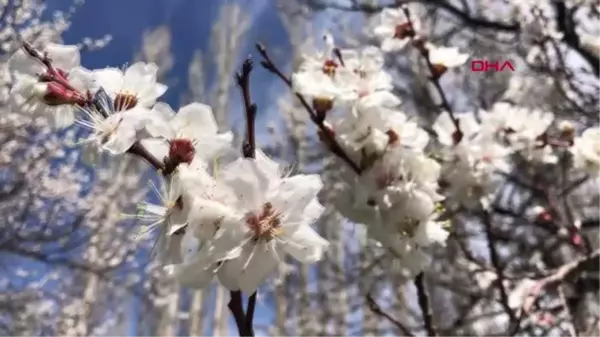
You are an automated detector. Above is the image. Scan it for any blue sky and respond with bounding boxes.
[55,0,292,135]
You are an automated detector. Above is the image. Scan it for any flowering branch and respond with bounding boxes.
[255,43,362,174]
[401,6,463,143]
[223,58,261,337]
[22,42,79,92]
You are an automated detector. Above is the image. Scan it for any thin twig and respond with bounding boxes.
[236,56,257,159]
[366,293,414,336]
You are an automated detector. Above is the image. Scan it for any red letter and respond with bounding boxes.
[471,60,485,72]
[500,60,515,71]
[487,61,499,71]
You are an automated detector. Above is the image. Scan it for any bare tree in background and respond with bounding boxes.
[0,1,159,335]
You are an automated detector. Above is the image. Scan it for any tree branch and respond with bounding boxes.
[303,0,519,32]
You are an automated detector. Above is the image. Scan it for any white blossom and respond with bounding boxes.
[71,62,167,111]
[571,126,600,176]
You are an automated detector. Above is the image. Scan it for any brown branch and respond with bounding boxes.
[236,57,257,159]
[366,293,414,336]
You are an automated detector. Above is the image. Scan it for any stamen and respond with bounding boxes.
[246,202,283,243]
[394,22,415,39]
[113,91,138,111]
[322,59,338,77]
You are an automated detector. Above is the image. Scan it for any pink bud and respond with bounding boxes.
[42,81,87,106]
[571,233,582,246]
[538,210,552,222]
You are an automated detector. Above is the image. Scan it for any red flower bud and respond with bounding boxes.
[42,81,87,106]
[168,138,195,165]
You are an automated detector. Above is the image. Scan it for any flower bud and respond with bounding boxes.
[558,120,575,143]
[313,97,334,121]
[394,22,415,39]
[42,82,87,106]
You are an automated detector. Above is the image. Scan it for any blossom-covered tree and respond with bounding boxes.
[2,0,599,336]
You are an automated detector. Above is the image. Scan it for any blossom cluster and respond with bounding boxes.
[7,43,329,294]
[289,7,599,277]
[6,5,599,293]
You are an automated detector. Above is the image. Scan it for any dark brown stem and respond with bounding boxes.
[126,141,165,172]
[228,290,254,336]
[415,273,437,336]
[255,43,362,174]
[236,57,257,159]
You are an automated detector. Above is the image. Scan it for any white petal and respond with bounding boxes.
[146,103,175,138]
[103,124,136,154]
[45,43,80,70]
[282,225,329,263]
[220,158,271,211]
[140,138,169,161]
[218,242,281,293]
[53,106,75,128]
[8,49,44,76]
[175,102,218,136]
[271,174,323,225]
[93,68,124,96]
